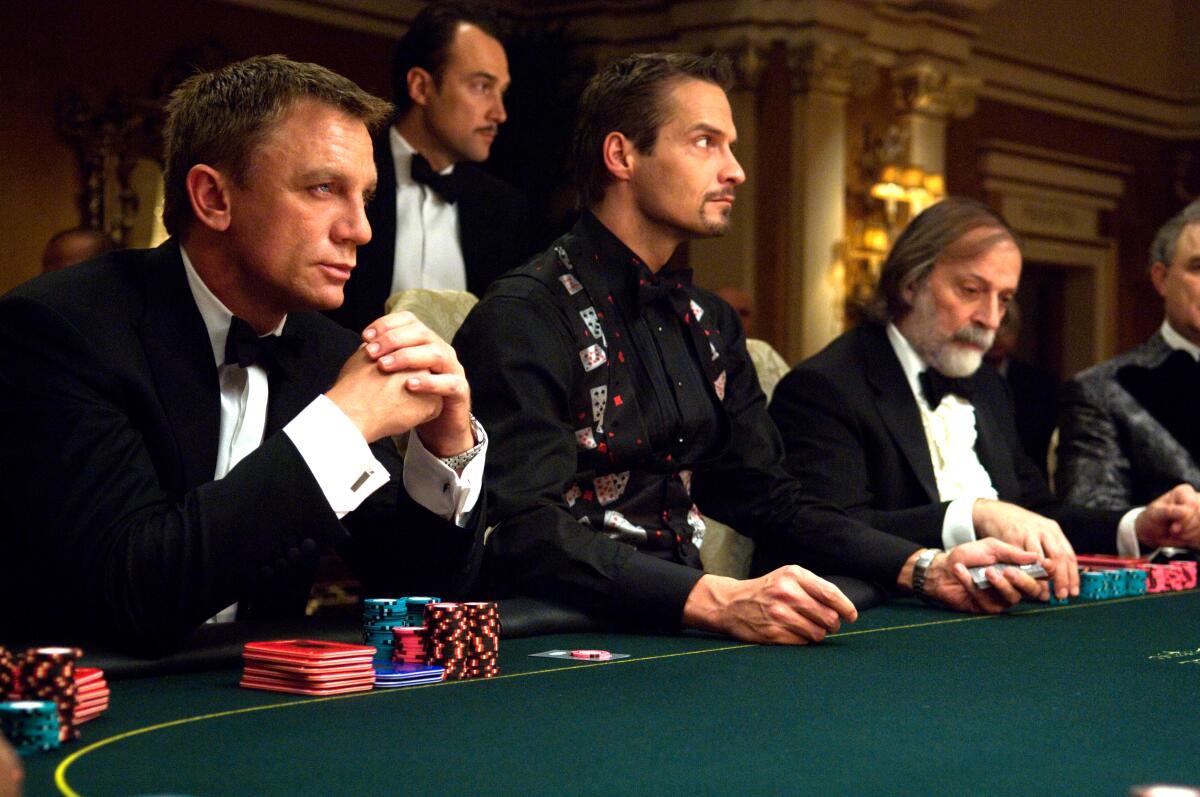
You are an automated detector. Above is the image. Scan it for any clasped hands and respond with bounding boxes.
[325,312,475,457]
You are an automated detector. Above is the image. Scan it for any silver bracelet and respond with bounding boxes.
[912,548,942,596]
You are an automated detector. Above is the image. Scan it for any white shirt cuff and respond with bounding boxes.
[284,395,390,518]
[942,498,979,549]
[402,427,487,527]
[1116,507,1145,558]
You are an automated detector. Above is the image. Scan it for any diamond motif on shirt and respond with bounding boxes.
[563,484,582,506]
[594,471,630,505]
[603,509,647,542]
[575,427,597,450]
[690,300,704,322]
[590,385,608,430]
[579,343,607,372]
[687,505,707,549]
[554,245,574,270]
[559,273,583,295]
[713,370,727,400]
[579,306,607,347]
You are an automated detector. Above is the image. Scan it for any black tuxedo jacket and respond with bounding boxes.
[0,242,483,652]
[326,130,532,332]
[768,322,1121,554]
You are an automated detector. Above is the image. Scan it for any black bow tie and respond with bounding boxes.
[224,316,299,375]
[411,153,460,203]
[918,368,974,410]
[637,269,694,310]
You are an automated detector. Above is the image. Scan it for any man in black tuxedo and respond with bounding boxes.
[458,54,1061,648]
[769,198,1200,600]
[328,1,530,332]
[0,56,487,653]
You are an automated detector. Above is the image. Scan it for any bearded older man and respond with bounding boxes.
[766,198,1200,599]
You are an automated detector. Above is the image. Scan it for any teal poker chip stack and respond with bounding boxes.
[362,597,440,662]
[0,700,61,755]
[1123,568,1147,596]
[1103,569,1126,598]
[1079,571,1106,601]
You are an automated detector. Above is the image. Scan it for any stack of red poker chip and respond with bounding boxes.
[16,647,81,742]
[390,626,431,665]
[73,668,110,725]
[421,602,501,680]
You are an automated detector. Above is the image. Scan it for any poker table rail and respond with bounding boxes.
[22,589,1200,797]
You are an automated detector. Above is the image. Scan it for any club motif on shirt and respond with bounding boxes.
[554,245,574,270]
[602,509,648,542]
[593,470,630,505]
[559,273,583,295]
[563,483,582,507]
[580,343,607,372]
[714,370,727,401]
[590,385,608,431]
[579,307,607,348]
[574,427,598,450]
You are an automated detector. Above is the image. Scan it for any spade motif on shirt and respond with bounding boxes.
[579,307,607,348]
[590,385,608,430]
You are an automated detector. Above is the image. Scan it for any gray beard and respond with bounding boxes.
[906,289,995,378]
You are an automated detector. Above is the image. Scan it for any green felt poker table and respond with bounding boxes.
[18,590,1200,796]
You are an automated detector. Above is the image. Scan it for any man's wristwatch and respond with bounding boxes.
[912,548,943,595]
[438,415,485,472]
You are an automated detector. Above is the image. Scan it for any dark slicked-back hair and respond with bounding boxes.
[162,54,393,237]
[867,196,1021,323]
[392,2,506,115]
[570,52,733,209]
[1149,198,1200,269]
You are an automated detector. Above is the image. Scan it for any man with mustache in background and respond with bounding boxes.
[768,198,1200,596]
[328,1,531,332]
[455,56,1059,646]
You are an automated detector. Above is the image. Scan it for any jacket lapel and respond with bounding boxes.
[136,241,221,490]
[860,324,940,502]
[971,385,1020,499]
[456,168,489,296]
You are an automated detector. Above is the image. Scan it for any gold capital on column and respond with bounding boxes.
[891,61,980,119]
[789,43,853,97]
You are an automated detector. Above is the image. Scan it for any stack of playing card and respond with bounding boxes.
[240,640,376,696]
[73,668,109,724]
[372,662,445,689]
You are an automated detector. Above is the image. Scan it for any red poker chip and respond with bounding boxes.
[570,649,612,661]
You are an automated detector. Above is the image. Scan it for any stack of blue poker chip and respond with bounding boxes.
[0,701,61,755]
[1103,569,1126,598]
[362,597,439,661]
[1079,571,1106,601]
[1123,568,1148,596]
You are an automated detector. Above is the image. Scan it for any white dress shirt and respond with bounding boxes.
[180,248,485,622]
[886,323,996,549]
[1161,318,1200,361]
[389,128,467,293]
